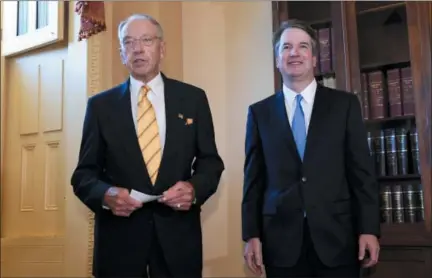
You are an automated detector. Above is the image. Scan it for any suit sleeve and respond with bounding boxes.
[188,91,225,207]
[345,94,381,238]
[242,106,265,242]
[70,97,112,213]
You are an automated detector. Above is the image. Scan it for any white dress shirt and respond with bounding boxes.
[282,79,317,134]
[129,73,166,152]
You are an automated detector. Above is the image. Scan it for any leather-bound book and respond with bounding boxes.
[313,28,321,76]
[330,26,335,72]
[409,127,420,174]
[391,184,404,223]
[385,128,398,176]
[373,129,387,176]
[361,73,370,120]
[318,27,331,74]
[367,131,375,161]
[396,127,409,175]
[415,183,424,222]
[386,68,403,117]
[402,184,416,223]
[368,71,386,119]
[401,67,415,116]
[380,185,393,223]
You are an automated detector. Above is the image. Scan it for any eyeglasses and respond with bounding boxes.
[122,36,161,50]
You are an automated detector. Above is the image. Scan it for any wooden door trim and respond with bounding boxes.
[1,1,5,220]
[406,1,432,233]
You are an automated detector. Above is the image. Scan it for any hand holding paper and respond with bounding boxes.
[158,181,195,211]
[130,189,163,203]
[103,187,142,217]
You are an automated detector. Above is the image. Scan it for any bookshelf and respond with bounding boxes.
[273,1,432,277]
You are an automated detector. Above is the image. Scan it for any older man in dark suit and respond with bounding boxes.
[71,13,224,278]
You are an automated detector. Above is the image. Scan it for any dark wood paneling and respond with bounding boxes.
[380,223,432,246]
[357,5,410,67]
[331,2,359,92]
[369,247,432,278]
[406,1,432,233]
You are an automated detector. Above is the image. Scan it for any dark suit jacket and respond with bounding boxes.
[71,73,224,277]
[241,84,380,268]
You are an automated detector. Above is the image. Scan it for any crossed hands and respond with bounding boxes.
[104,181,195,216]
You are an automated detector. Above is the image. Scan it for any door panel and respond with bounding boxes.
[1,48,67,277]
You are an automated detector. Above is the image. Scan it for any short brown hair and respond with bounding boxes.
[273,19,318,56]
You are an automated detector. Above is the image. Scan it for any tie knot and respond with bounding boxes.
[295,94,303,104]
[139,85,151,103]
[141,85,151,96]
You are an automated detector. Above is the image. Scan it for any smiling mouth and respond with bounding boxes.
[288,61,303,65]
[133,59,148,65]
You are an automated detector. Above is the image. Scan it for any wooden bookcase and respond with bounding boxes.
[273,1,432,277]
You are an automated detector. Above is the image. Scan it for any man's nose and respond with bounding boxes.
[289,47,300,56]
[131,41,145,53]
[132,44,144,54]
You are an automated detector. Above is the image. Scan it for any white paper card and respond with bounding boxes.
[130,189,163,203]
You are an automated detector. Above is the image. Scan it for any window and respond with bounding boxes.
[36,1,49,29]
[17,1,29,35]
[1,1,65,57]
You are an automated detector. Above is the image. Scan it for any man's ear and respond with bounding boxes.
[312,55,317,68]
[275,55,281,69]
[160,41,166,60]
[119,49,127,65]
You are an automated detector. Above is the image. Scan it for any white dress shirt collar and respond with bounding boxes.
[282,79,317,105]
[129,72,164,97]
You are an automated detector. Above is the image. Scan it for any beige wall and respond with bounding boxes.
[1,1,275,277]
[182,3,274,275]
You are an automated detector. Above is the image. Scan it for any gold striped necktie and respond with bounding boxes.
[137,85,162,185]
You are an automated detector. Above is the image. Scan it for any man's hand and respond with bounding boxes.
[244,238,264,276]
[159,181,195,211]
[359,234,380,268]
[103,187,142,217]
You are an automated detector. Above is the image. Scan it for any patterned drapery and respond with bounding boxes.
[75,1,106,41]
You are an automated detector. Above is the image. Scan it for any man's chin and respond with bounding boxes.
[287,73,304,79]
[133,69,150,77]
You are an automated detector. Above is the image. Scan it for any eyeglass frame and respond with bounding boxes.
[121,35,162,51]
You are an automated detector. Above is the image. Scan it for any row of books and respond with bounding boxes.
[361,66,414,120]
[380,183,424,224]
[367,127,420,177]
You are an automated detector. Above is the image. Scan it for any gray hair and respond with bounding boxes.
[273,19,318,57]
[117,14,164,44]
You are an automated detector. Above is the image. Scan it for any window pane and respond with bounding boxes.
[36,1,49,29]
[17,1,29,35]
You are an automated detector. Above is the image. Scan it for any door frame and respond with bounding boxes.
[0,0,5,218]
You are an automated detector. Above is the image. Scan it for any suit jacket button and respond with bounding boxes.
[301,177,307,182]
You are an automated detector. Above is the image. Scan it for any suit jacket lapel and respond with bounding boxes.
[303,84,332,163]
[275,92,302,164]
[153,73,184,188]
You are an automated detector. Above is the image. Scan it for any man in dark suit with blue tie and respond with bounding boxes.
[241,19,381,277]
[71,14,224,278]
